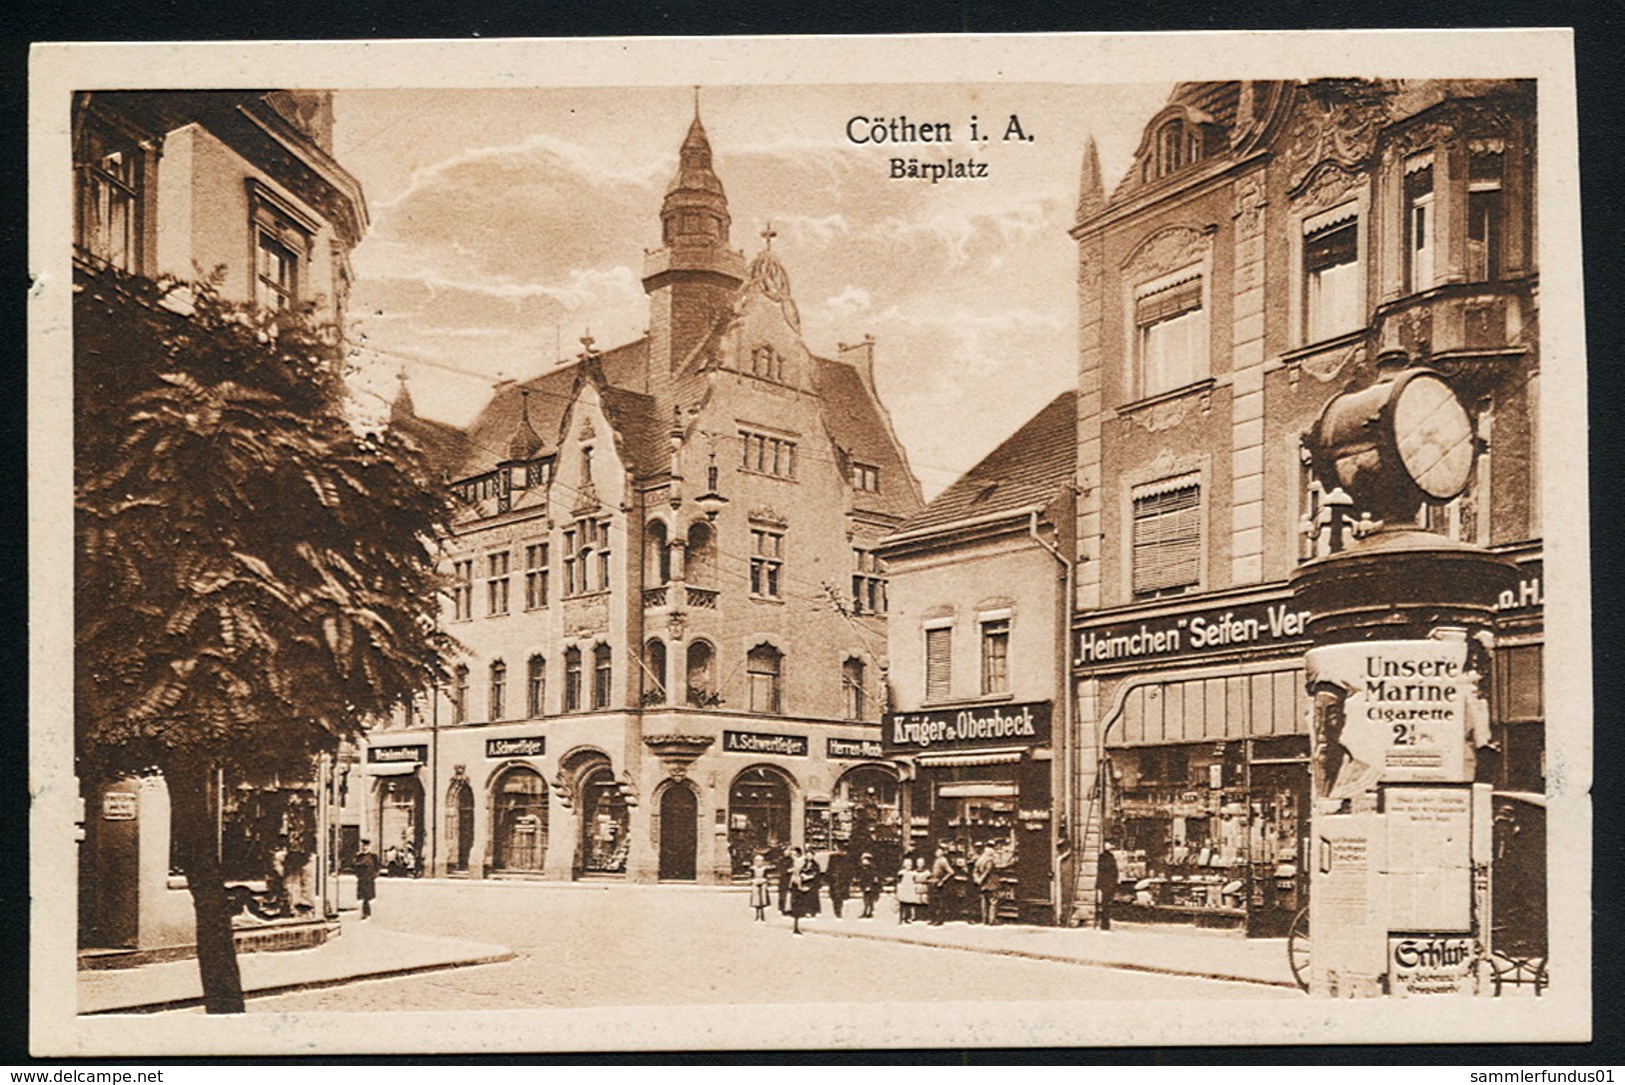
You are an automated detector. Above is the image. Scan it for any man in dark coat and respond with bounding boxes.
[354,838,381,920]
[1095,842,1119,931]
[826,847,852,918]
[927,846,954,925]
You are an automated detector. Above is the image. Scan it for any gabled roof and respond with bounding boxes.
[890,391,1075,538]
[814,357,922,522]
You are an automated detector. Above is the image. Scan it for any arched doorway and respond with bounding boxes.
[491,766,548,872]
[445,777,475,873]
[835,764,904,874]
[727,765,794,878]
[579,764,630,875]
[657,782,698,881]
[377,774,425,875]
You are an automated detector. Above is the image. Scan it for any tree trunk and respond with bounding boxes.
[166,753,245,1014]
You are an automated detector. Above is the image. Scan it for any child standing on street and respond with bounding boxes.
[749,851,771,922]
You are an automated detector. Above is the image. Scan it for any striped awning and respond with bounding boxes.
[365,761,421,776]
[915,746,1027,768]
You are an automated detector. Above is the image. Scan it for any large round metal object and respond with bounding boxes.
[1391,371,1475,500]
[1306,366,1475,519]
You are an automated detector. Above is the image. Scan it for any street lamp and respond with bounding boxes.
[694,451,728,522]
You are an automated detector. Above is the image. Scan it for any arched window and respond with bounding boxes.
[593,643,613,709]
[644,639,667,705]
[686,521,716,588]
[646,520,671,586]
[491,766,547,872]
[527,654,546,717]
[489,660,507,720]
[564,647,583,712]
[1158,119,1187,175]
[451,664,470,724]
[686,640,717,707]
[747,644,783,715]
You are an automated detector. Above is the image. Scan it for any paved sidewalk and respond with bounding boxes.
[795,912,1299,989]
[79,915,513,1014]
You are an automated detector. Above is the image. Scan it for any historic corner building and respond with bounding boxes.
[875,393,1077,925]
[1066,80,1543,936]
[73,91,368,951]
[363,110,925,884]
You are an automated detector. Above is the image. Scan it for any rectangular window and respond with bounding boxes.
[747,647,783,715]
[75,121,140,271]
[1467,151,1504,282]
[925,626,952,703]
[524,543,550,609]
[750,528,784,599]
[563,529,578,595]
[527,657,545,718]
[486,551,510,616]
[451,666,469,725]
[256,231,298,311]
[1132,480,1201,597]
[1303,217,1360,343]
[489,662,506,721]
[593,646,613,710]
[739,430,798,479]
[1405,163,1435,293]
[851,549,887,615]
[842,658,866,721]
[980,619,1010,696]
[1135,276,1205,399]
[564,651,582,713]
[852,463,881,493]
[451,560,474,622]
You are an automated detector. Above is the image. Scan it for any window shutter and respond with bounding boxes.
[1135,278,1202,327]
[1133,484,1201,595]
[925,627,952,701]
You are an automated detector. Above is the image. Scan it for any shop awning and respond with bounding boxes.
[915,746,1026,768]
[937,782,1019,799]
[365,762,421,776]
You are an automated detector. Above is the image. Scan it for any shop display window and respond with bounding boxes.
[1106,739,1307,925]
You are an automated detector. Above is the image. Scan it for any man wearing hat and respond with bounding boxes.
[354,838,381,919]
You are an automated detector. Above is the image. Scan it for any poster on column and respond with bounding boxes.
[1305,635,1484,791]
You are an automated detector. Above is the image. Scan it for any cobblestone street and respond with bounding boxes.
[245,880,1291,1013]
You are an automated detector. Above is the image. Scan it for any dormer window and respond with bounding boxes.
[1141,115,1206,182]
[852,462,881,493]
[750,345,785,382]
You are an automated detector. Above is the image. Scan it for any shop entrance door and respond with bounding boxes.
[445,779,475,872]
[377,775,425,875]
[658,783,698,881]
[727,766,793,878]
[1245,755,1309,937]
[579,766,629,875]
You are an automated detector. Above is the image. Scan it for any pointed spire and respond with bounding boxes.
[506,387,542,461]
[1077,136,1105,221]
[661,89,730,248]
[390,367,416,423]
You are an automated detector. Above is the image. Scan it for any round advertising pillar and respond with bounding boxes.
[1291,357,1519,998]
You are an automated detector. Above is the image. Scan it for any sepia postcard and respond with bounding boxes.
[29,31,1590,1055]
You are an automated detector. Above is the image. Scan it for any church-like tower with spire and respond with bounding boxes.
[368,102,924,886]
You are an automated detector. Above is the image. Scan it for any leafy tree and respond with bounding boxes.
[74,266,453,1013]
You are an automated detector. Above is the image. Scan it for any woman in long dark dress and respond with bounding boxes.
[789,847,821,935]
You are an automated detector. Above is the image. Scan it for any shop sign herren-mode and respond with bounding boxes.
[882,701,1051,753]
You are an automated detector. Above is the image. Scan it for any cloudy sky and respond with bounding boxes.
[332,83,1171,497]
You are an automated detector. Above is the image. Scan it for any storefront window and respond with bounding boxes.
[492,767,547,872]
[579,765,629,874]
[727,765,793,878]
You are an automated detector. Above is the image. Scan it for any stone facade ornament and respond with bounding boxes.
[1292,161,1360,212]
[1282,80,1395,191]
[642,733,715,778]
[1233,173,1268,239]
[1122,225,1208,280]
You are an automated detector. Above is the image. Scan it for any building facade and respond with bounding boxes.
[1067,80,1542,936]
[74,91,369,951]
[363,111,924,884]
[876,393,1076,924]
